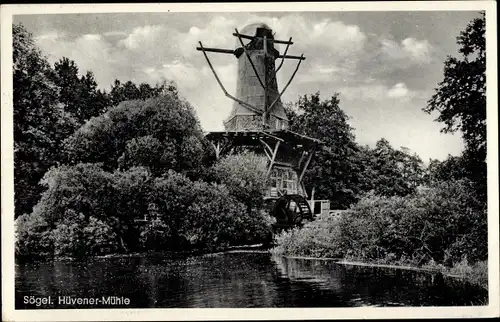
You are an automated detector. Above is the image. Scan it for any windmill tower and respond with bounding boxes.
[197,23,322,229]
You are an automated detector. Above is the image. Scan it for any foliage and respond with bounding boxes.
[286,92,425,207]
[24,163,145,255]
[15,213,53,259]
[139,218,172,251]
[424,13,486,200]
[212,152,269,210]
[18,163,272,258]
[286,93,360,208]
[49,211,118,258]
[359,139,425,197]
[273,179,487,266]
[12,23,182,219]
[109,79,178,106]
[148,170,272,251]
[448,259,488,289]
[82,216,119,255]
[13,23,79,218]
[425,154,468,184]
[33,163,115,225]
[63,95,210,177]
[271,213,346,258]
[53,57,110,123]
[49,210,87,257]
[182,182,247,250]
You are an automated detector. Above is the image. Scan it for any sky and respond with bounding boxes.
[14,10,482,162]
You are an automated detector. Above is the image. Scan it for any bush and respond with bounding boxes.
[273,179,487,267]
[17,130,275,257]
[272,213,347,258]
[212,152,268,210]
[15,213,53,259]
[33,163,115,225]
[139,218,172,251]
[82,216,119,255]
[149,171,273,251]
[50,210,87,257]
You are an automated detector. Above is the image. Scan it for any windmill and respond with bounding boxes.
[197,23,322,229]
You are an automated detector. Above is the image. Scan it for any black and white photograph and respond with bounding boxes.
[1,2,498,321]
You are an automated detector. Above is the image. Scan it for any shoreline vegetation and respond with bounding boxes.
[270,184,488,291]
[274,255,488,291]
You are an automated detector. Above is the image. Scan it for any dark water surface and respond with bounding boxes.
[15,252,487,308]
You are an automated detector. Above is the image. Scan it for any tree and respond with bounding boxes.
[424,12,486,200]
[425,154,468,184]
[367,139,424,197]
[53,57,109,123]
[63,94,211,177]
[108,79,177,106]
[286,93,362,209]
[13,23,78,218]
[77,71,109,121]
[53,57,79,109]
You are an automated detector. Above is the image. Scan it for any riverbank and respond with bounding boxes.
[104,247,488,290]
[15,243,270,263]
[276,254,488,291]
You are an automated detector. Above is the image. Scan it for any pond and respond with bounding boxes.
[15,251,487,309]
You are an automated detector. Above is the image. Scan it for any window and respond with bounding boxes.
[270,167,298,193]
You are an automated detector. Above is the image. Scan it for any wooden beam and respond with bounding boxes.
[299,148,315,184]
[232,33,294,45]
[259,131,285,142]
[266,141,281,178]
[273,39,295,45]
[263,35,268,128]
[220,141,232,156]
[277,54,306,60]
[195,47,234,54]
[212,141,221,159]
[259,139,273,157]
[261,146,272,161]
[297,150,307,169]
[275,37,293,74]
[267,54,304,112]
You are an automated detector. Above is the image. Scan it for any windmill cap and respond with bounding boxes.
[241,22,272,35]
[236,22,274,46]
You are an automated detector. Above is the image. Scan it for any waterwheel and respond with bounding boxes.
[270,194,313,230]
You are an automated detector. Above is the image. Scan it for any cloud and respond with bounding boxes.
[387,82,409,98]
[103,30,128,37]
[35,32,134,89]
[179,16,237,59]
[380,37,432,63]
[143,60,238,131]
[82,34,102,41]
[118,25,167,50]
[35,31,65,41]
[402,38,432,61]
[339,84,388,101]
[338,81,423,102]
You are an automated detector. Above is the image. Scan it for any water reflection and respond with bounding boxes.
[15,252,487,309]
